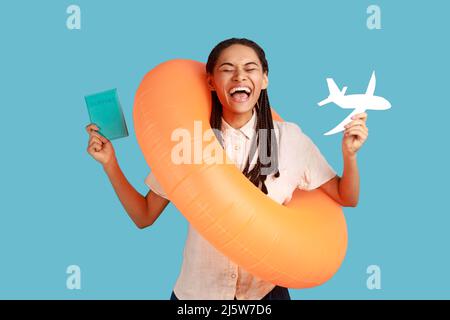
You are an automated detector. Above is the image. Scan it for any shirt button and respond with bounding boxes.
[234,145,239,150]
[231,273,236,279]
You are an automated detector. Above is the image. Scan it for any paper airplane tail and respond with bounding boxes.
[318,78,342,106]
[318,97,332,106]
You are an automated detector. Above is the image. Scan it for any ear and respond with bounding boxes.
[262,72,269,90]
[206,74,215,91]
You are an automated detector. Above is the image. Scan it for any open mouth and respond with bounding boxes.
[229,86,252,103]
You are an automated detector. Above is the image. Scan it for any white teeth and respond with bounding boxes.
[229,86,251,94]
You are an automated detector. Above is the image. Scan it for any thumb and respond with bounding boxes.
[97,132,110,144]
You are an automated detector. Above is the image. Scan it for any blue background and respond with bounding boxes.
[0,0,448,299]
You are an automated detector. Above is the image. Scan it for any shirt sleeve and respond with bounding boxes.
[290,123,337,191]
[144,172,169,200]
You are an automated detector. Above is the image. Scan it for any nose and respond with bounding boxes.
[232,69,247,82]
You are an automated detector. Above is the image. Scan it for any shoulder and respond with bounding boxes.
[273,120,303,133]
[273,120,321,160]
[273,120,309,144]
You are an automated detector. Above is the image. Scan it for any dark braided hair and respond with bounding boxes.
[206,38,280,195]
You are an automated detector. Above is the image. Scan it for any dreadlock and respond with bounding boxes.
[206,38,280,195]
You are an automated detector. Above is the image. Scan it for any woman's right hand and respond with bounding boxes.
[85,124,116,167]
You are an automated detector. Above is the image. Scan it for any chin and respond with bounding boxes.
[226,100,257,114]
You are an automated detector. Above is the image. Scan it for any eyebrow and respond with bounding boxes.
[218,62,259,68]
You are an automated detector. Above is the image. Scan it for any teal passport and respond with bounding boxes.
[85,88,129,140]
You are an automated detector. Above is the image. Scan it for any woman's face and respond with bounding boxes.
[207,44,268,117]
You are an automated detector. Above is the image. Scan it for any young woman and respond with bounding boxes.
[85,38,368,300]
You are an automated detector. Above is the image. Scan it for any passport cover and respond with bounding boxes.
[85,88,129,140]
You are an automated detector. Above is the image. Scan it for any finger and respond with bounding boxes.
[85,123,100,134]
[345,126,367,135]
[88,140,102,151]
[85,123,99,132]
[90,131,109,144]
[86,125,108,143]
[345,128,368,139]
[351,112,368,121]
[346,126,367,134]
[349,117,367,126]
[345,125,368,135]
[88,136,102,146]
[355,112,367,120]
[344,120,365,129]
[88,142,103,153]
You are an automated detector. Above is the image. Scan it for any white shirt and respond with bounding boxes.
[144,110,337,300]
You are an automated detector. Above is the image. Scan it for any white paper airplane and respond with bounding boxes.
[318,71,391,136]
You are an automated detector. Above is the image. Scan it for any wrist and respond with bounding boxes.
[343,150,357,161]
[103,157,119,173]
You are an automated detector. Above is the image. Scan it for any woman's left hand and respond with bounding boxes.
[342,112,368,157]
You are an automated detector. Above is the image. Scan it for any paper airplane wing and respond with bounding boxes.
[324,108,365,136]
[365,71,376,96]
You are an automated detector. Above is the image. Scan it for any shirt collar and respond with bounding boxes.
[221,109,257,140]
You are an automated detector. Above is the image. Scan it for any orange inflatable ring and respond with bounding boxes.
[133,59,347,288]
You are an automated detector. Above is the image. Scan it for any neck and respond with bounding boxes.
[222,109,254,129]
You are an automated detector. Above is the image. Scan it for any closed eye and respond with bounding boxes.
[220,68,257,72]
